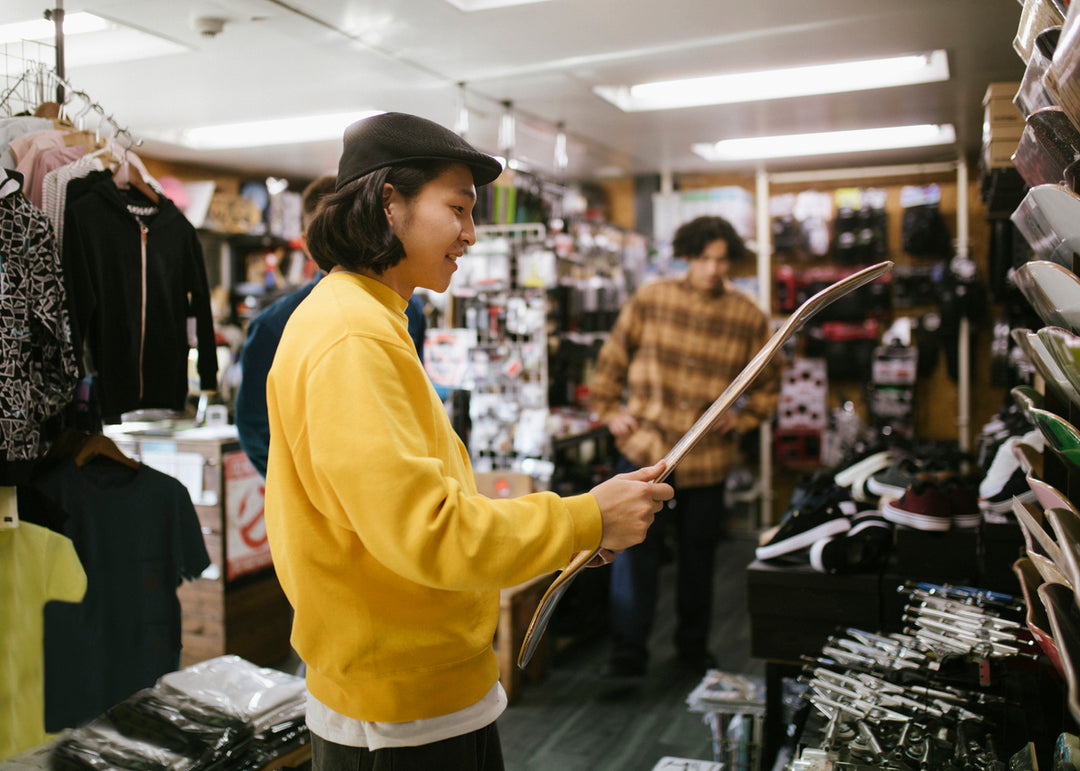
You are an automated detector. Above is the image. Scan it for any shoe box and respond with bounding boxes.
[746,559,882,662]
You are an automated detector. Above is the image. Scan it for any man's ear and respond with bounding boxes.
[382,182,396,221]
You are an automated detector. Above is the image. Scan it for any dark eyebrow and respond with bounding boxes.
[458,187,477,201]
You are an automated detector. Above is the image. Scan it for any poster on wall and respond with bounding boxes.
[224,450,271,580]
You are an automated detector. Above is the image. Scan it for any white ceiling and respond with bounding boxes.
[1,0,1030,184]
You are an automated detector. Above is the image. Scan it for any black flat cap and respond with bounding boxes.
[336,112,503,189]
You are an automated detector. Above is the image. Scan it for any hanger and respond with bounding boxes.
[118,154,160,204]
[75,434,141,470]
[47,428,140,470]
[100,116,158,204]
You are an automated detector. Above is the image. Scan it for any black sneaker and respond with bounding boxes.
[809,512,893,573]
[866,457,922,499]
[978,465,1038,515]
[756,489,856,561]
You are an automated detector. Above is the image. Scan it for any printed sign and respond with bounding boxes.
[224,450,271,580]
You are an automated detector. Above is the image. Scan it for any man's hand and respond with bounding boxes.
[709,410,740,436]
[589,460,674,552]
[607,411,638,439]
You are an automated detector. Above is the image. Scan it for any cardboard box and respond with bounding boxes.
[983,136,1019,168]
[983,81,1022,105]
[984,94,1024,127]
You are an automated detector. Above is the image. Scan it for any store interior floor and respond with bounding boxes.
[274,533,763,770]
[498,533,762,770]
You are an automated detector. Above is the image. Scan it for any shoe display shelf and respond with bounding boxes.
[1001,0,1080,753]
[751,3,1080,766]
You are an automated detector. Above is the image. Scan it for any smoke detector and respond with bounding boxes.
[193,15,227,38]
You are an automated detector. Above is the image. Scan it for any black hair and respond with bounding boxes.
[305,160,453,274]
[672,215,747,261]
[300,174,337,230]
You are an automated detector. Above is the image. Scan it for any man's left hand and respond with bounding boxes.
[710,410,740,436]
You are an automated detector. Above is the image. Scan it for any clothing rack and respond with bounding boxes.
[0,4,141,151]
[0,62,143,152]
[0,39,56,113]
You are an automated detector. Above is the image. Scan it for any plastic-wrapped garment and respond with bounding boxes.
[157,656,306,734]
[51,716,194,771]
[103,687,251,767]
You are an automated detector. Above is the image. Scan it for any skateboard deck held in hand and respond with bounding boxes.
[516,260,895,670]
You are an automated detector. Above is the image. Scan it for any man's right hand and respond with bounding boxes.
[589,461,673,552]
[607,412,638,439]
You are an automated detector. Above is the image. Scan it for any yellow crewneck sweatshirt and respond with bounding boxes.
[264,272,601,722]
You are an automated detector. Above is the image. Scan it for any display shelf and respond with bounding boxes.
[197,229,312,325]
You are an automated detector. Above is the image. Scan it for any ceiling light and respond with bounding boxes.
[0,12,188,65]
[692,124,956,162]
[153,111,385,150]
[554,123,569,171]
[595,50,949,112]
[0,12,106,44]
[498,101,516,157]
[441,0,552,10]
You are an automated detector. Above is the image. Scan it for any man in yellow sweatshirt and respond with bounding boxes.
[263,112,674,771]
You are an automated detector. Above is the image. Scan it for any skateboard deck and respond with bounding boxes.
[1013,557,1064,677]
[1038,581,1080,725]
[1011,329,1080,408]
[1012,260,1080,333]
[1012,497,1066,569]
[1011,189,1080,268]
[1016,27,1061,120]
[1040,325,1080,402]
[1014,107,1080,187]
[1012,384,1080,469]
[1047,506,1080,598]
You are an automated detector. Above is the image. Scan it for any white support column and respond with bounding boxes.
[755,168,774,527]
[956,158,971,453]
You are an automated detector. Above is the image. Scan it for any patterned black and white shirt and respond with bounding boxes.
[0,169,79,459]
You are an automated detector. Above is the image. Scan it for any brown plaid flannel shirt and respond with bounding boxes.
[589,276,782,488]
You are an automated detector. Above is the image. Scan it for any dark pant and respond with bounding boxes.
[310,723,505,771]
[609,455,725,668]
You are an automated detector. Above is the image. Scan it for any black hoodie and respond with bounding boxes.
[62,170,217,420]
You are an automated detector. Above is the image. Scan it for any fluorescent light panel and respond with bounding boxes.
[0,11,187,65]
[157,111,386,150]
[692,124,956,162]
[441,0,552,10]
[595,50,949,111]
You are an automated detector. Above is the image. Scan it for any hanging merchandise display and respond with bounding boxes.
[900,183,954,257]
[1,68,219,426]
[0,168,80,467]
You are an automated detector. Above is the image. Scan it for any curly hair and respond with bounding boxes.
[305,160,453,274]
[672,215,746,261]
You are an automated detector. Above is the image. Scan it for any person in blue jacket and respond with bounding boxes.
[235,174,427,476]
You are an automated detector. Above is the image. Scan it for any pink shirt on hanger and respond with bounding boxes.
[9,130,65,183]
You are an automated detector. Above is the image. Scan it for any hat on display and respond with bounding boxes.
[336,112,503,189]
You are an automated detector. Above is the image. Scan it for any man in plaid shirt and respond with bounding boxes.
[589,214,783,678]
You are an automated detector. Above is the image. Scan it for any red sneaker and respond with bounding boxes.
[881,480,953,531]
